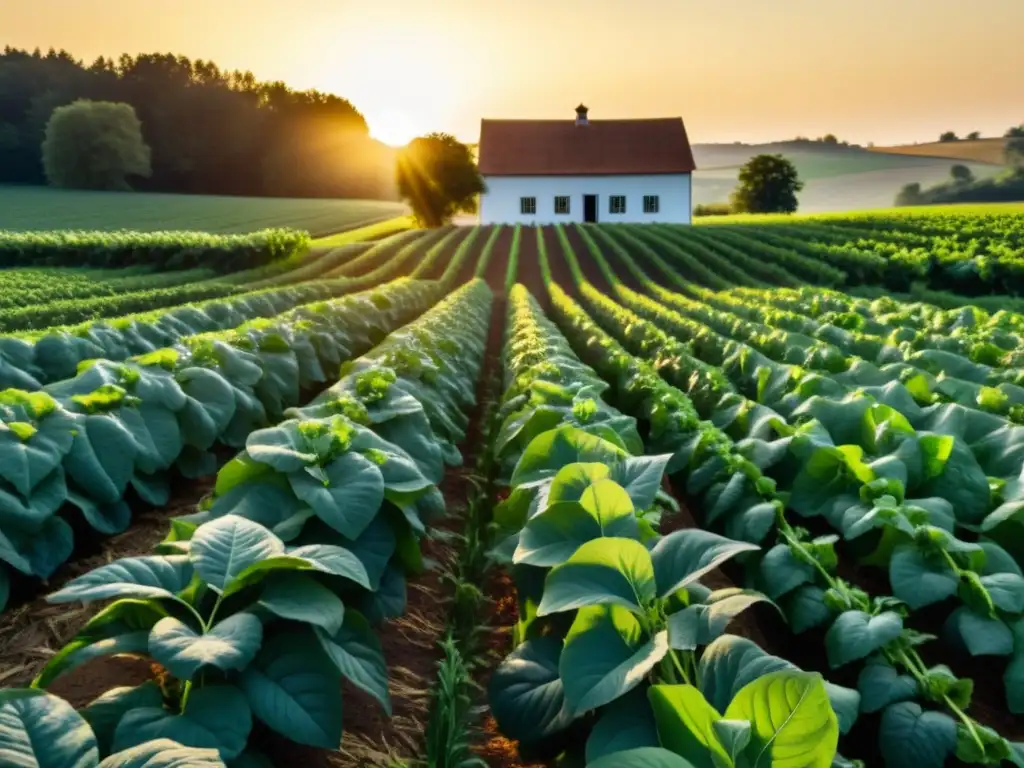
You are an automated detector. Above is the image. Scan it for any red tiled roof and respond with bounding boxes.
[478,117,697,176]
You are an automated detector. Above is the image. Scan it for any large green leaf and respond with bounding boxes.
[244,423,315,472]
[697,635,794,715]
[757,544,816,600]
[585,687,659,762]
[724,670,838,768]
[878,702,957,768]
[587,747,700,768]
[190,515,285,594]
[63,414,137,504]
[856,656,918,714]
[238,629,342,748]
[487,636,575,744]
[1006,619,1024,714]
[515,479,639,567]
[889,544,958,609]
[667,589,775,651]
[259,573,345,634]
[980,572,1024,613]
[284,544,371,588]
[81,682,164,756]
[825,611,903,668]
[647,684,730,768]
[537,537,656,616]
[315,611,391,715]
[288,452,385,539]
[513,426,627,488]
[112,685,251,760]
[780,585,832,634]
[546,462,611,504]
[944,607,1014,656]
[651,530,759,599]
[608,454,673,511]
[148,612,263,680]
[98,738,225,767]
[48,555,193,604]
[560,604,668,715]
[34,599,167,688]
[0,689,98,768]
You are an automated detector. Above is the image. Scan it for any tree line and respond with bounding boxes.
[0,47,399,199]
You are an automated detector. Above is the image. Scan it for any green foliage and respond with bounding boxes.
[729,154,804,214]
[0,228,309,273]
[42,100,151,191]
[940,131,960,142]
[396,133,484,228]
[693,203,733,217]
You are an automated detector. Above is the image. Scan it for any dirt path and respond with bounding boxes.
[482,226,514,294]
[448,225,493,287]
[563,226,615,295]
[514,228,546,308]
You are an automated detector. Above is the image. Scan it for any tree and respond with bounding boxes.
[895,182,923,206]
[396,133,484,227]
[950,164,975,184]
[1006,137,1024,170]
[966,131,981,140]
[42,99,150,190]
[1006,125,1024,138]
[820,133,839,145]
[939,131,959,142]
[729,154,803,214]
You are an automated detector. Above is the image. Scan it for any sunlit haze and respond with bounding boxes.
[3,0,1022,146]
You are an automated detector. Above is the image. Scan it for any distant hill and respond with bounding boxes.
[689,140,1008,214]
[869,138,1009,166]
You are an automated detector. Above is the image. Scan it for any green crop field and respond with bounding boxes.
[2,210,1024,768]
[0,184,406,235]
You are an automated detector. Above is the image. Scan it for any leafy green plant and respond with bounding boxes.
[0,688,227,766]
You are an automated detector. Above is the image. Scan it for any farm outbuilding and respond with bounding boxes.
[477,104,697,225]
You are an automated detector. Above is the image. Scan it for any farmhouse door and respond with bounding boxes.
[584,195,598,223]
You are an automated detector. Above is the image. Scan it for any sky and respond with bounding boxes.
[3,0,1023,147]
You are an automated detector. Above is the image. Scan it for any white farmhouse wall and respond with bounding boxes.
[479,174,692,226]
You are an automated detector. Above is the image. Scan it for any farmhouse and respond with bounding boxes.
[477,104,696,225]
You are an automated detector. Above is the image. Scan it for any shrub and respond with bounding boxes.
[42,100,151,191]
[693,202,733,217]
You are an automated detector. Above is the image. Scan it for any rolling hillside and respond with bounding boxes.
[870,137,1010,165]
[691,140,1008,213]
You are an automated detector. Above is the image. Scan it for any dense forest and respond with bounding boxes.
[0,47,398,199]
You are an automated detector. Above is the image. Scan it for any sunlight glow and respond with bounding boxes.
[369,108,427,147]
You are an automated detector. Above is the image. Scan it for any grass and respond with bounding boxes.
[870,138,1010,166]
[695,201,1024,224]
[0,185,406,235]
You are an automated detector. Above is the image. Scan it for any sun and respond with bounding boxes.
[369,109,424,147]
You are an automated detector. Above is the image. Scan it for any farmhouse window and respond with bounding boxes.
[520,197,536,215]
[554,196,571,215]
[643,195,660,214]
[609,195,626,214]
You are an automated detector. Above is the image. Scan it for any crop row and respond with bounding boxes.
[0,278,493,765]
[0,228,310,272]
[487,283,849,767]
[696,210,1024,295]
[546,224,1023,766]
[0,278,440,613]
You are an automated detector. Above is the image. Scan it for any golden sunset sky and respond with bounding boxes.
[3,0,1022,147]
